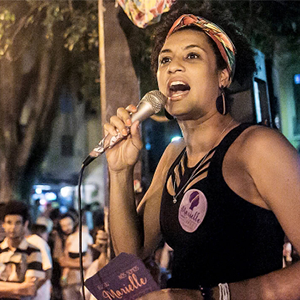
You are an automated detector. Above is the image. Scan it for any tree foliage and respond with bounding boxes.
[0,0,299,202]
[0,0,100,202]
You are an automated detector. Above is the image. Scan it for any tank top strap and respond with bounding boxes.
[208,122,255,181]
[166,147,186,178]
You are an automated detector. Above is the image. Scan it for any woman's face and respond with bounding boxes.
[157,29,228,120]
[59,217,74,235]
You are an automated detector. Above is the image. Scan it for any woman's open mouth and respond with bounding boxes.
[168,81,190,99]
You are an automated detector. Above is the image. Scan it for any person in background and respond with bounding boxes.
[49,208,61,233]
[26,223,53,300]
[61,218,93,285]
[83,229,109,300]
[105,1,300,299]
[0,203,6,243]
[154,241,173,288]
[36,216,53,236]
[31,224,50,242]
[283,236,300,268]
[41,203,54,220]
[283,241,292,268]
[47,208,62,300]
[30,199,41,224]
[83,204,94,232]
[0,200,44,299]
[52,212,92,300]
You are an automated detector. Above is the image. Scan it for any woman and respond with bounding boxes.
[104,2,300,299]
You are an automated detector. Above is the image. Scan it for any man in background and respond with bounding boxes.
[26,224,52,300]
[0,200,45,299]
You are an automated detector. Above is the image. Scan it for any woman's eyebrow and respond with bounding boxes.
[185,44,207,53]
[159,48,172,55]
[159,44,207,55]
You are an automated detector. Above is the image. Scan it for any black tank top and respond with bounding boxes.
[160,123,284,289]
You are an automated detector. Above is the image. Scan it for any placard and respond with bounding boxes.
[85,252,160,300]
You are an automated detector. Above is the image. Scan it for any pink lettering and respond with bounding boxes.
[102,274,148,300]
[180,206,201,222]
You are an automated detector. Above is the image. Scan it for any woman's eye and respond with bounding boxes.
[187,52,199,59]
[160,56,171,65]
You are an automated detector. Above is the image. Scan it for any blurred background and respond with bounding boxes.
[0,0,299,217]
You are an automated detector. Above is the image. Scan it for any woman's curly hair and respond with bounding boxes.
[151,1,256,88]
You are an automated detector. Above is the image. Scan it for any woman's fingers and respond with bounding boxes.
[104,104,142,170]
[103,122,118,136]
[103,105,138,137]
[117,105,137,123]
[130,121,143,151]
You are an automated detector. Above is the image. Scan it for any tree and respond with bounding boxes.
[0,0,299,202]
[0,0,99,202]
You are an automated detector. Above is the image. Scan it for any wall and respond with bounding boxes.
[274,40,300,149]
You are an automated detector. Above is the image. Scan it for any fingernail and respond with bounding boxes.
[126,119,131,126]
[122,128,128,136]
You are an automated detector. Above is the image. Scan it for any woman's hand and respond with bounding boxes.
[104,105,143,172]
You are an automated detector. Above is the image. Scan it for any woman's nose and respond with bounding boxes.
[168,58,185,74]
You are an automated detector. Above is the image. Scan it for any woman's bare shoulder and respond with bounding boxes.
[230,124,299,188]
[236,125,297,159]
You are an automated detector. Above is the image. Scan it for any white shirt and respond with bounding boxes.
[66,229,93,254]
[26,234,52,300]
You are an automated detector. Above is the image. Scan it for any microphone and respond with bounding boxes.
[82,90,167,167]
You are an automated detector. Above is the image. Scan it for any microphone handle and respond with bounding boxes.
[82,128,129,167]
[82,100,157,167]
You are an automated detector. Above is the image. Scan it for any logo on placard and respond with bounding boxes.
[178,189,208,233]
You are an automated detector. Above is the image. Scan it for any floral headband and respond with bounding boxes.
[166,14,236,79]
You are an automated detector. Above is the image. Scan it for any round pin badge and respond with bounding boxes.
[178,189,208,233]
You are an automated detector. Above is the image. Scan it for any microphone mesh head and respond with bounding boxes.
[141,90,167,114]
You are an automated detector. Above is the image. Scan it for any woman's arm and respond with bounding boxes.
[109,138,184,259]
[104,104,184,259]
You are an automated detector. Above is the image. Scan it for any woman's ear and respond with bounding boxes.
[218,68,231,88]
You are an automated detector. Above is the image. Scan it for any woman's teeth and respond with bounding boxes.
[169,81,190,97]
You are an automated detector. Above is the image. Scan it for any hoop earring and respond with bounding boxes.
[216,87,227,115]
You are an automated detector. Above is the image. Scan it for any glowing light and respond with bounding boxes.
[39,199,47,205]
[60,186,73,197]
[171,136,182,142]
[294,74,300,85]
[32,194,41,200]
[35,188,42,194]
[145,143,151,150]
[45,192,57,201]
[34,185,51,190]
[60,206,67,214]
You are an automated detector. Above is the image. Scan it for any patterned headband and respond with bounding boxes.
[166,14,236,79]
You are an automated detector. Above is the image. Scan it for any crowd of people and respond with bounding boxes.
[0,195,299,300]
[0,200,109,300]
